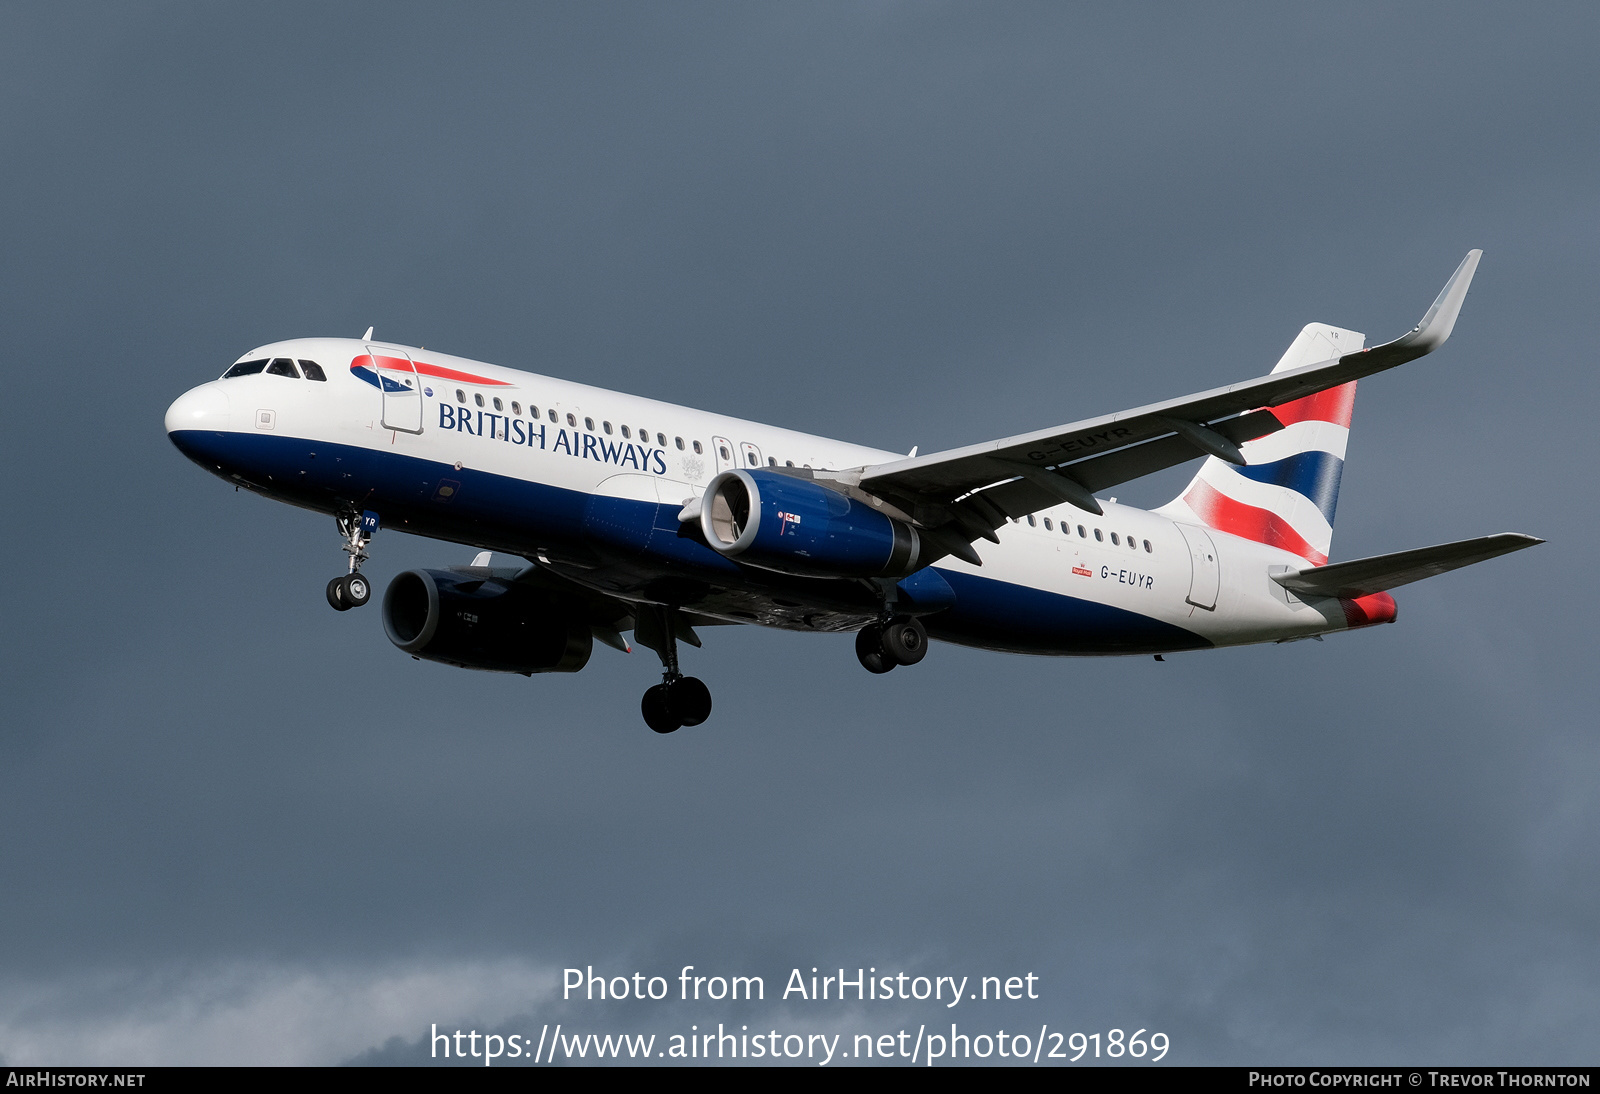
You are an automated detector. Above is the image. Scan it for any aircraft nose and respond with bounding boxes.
[165,382,231,435]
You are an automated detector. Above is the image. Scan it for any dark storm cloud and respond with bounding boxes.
[0,1,1595,1065]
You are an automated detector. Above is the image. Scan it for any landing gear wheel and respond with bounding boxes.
[880,616,928,666]
[642,684,681,734]
[856,626,895,674]
[666,676,713,727]
[326,577,351,612]
[341,573,372,608]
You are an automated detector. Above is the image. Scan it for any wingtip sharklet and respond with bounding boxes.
[1389,248,1482,355]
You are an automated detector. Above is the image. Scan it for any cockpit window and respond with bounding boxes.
[223,359,268,378]
[299,360,327,381]
[266,358,300,378]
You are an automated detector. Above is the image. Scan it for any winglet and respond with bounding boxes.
[1375,249,1482,357]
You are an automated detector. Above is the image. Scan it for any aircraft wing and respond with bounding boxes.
[1271,533,1542,599]
[850,251,1481,565]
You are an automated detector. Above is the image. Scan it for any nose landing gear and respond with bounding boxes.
[634,605,712,734]
[855,614,928,674]
[326,572,371,611]
[326,509,378,611]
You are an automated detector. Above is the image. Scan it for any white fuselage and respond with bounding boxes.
[165,337,1375,655]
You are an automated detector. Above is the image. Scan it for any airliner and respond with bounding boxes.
[165,251,1538,732]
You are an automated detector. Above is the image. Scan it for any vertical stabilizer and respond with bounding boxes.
[1157,323,1364,565]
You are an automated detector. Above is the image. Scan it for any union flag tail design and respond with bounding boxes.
[1159,323,1364,566]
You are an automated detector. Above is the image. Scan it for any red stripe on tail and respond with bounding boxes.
[1183,479,1328,565]
[1270,381,1357,429]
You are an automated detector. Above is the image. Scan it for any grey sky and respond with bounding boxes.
[1,2,1596,1065]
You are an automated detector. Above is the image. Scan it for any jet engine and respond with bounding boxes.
[698,469,922,578]
[382,569,593,673]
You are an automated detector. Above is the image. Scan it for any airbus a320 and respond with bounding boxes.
[165,250,1539,732]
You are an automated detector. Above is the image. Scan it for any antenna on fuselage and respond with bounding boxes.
[362,326,374,340]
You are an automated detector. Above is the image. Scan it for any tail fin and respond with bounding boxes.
[1159,323,1364,565]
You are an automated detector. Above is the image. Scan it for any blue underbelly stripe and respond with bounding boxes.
[927,568,1211,654]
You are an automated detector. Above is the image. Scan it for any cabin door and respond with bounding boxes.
[369,345,423,435]
[1176,523,1220,610]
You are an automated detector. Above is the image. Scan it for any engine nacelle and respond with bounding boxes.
[698,469,922,578]
[382,569,592,674]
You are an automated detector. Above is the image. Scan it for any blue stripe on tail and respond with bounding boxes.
[1232,450,1345,524]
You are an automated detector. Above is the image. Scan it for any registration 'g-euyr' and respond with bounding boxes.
[166,251,1539,732]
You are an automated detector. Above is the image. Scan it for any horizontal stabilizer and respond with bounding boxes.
[1273,532,1542,599]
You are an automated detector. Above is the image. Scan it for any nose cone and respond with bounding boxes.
[165,383,230,436]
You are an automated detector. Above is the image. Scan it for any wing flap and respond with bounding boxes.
[1272,532,1542,599]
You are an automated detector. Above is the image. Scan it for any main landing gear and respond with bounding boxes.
[634,605,713,734]
[855,615,928,674]
[326,509,377,611]
[642,676,712,735]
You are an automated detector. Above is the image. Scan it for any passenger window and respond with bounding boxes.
[621,425,631,439]
[298,360,326,381]
[475,394,485,407]
[657,433,667,447]
[1043,518,1052,531]
[603,421,613,434]
[1143,539,1153,553]
[511,401,521,415]
[1078,525,1086,537]
[529,405,539,417]
[584,417,594,430]
[456,389,466,403]
[1094,528,1103,542]
[1110,532,1119,545]
[676,437,685,450]
[493,397,503,411]
[223,359,268,378]
[549,409,558,422]
[693,440,703,454]
[785,460,793,467]
[1126,533,1136,548]
[1026,515,1036,527]
[719,445,731,460]
[567,413,576,426]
